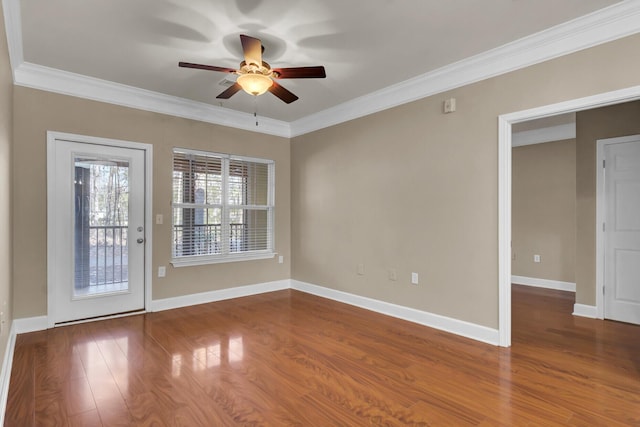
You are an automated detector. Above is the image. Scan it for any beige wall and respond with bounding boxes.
[8,31,640,329]
[575,100,640,306]
[12,88,291,318]
[291,33,640,329]
[0,2,14,356]
[512,140,576,283]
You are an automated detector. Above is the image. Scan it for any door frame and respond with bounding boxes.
[46,131,153,327]
[596,134,640,320]
[498,84,640,347]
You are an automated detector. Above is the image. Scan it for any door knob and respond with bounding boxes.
[137,238,144,244]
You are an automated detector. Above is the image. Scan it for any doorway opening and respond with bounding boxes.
[498,85,640,347]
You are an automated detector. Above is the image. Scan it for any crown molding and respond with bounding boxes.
[4,0,640,138]
[13,63,291,137]
[290,0,640,137]
[2,0,23,81]
[512,123,576,147]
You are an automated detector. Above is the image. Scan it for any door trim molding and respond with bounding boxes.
[498,84,640,347]
[46,131,153,328]
[596,134,640,320]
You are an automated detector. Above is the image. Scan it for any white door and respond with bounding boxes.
[48,137,146,324]
[603,136,640,325]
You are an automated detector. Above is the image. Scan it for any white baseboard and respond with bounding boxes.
[9,279,501,346]
[291,280,500,346]
[150,279,291,312]
[573,303,598,318]
[512,275,576,292]
[13,316,48,334]
[10,280,292,330]
[0,322,17,426]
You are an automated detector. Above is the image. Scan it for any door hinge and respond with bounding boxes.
[603,222,605,232]
[603,159,606,168]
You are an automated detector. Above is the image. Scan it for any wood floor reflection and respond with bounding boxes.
[5,286,640,426]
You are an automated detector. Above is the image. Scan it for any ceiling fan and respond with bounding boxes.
[179,34,326,104]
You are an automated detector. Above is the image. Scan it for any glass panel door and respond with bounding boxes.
[48,137,146,325]
[74,157,130,297]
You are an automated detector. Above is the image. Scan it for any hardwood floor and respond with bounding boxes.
[5,286,640,426]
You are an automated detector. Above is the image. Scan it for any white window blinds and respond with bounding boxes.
[172,148,274,265]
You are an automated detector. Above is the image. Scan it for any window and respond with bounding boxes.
[171,148,274,266]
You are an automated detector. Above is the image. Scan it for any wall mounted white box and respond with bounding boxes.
[444,98,456,113]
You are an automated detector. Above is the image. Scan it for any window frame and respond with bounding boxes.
[170,148,275,267]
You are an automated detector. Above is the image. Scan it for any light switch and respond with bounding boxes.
[158,266,166,277]
[156,214,163,225]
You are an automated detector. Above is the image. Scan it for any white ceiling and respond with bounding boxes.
[6,0,640,136]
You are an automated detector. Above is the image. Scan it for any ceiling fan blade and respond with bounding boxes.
[179,62,236,73]
[216,83,243,99]
[240,34,263,66]
[273,66,326,79]
[268,81,299,104]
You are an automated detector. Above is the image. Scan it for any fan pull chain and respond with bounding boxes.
[253,96,259,127]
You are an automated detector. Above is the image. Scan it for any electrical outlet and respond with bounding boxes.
[278,255,284,264]
[389,269,397,281]
[411,272,419,285]
[534,254,541,263]
[158,266,166,277]
[156,214,163,225]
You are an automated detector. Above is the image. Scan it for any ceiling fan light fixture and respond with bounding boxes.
[237,73,273,96]
[179,34,325,103]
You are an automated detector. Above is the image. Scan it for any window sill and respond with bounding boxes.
[170,251,276,268]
